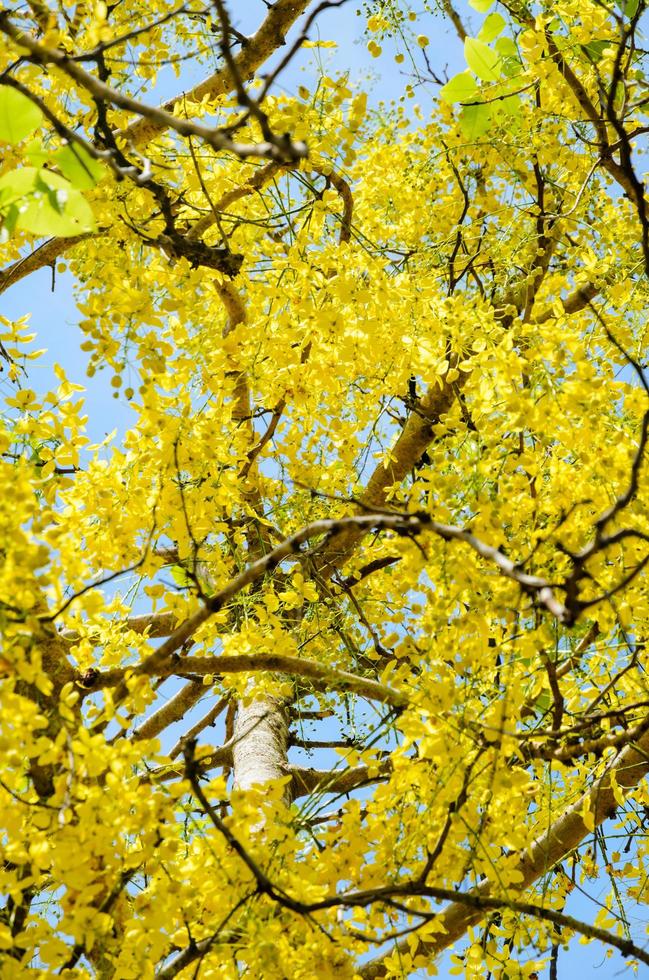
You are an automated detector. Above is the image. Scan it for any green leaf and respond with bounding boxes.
[621,0,640,16]
[494,36,521,76]
[500,94,521,117]
[469,0,494,11]
[495,36,518,59]
[170,564,192,589]
[18,188,95,236]
[0,87,43,145]
[478,12,506,43]
[464,37,501,82]
[439,71,479,105]
[0,166,95,236]
[25,139,49,167]
[35,172,67,216]
[0,203,19,244]
[459,102,493,139]
[55,144,105,190]
[0,166,39,205]
[581,39,611,63]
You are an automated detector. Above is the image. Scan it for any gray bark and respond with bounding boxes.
[232,696,291,804]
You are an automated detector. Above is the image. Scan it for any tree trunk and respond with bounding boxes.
[232,696,291,804]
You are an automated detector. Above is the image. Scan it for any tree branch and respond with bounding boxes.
[0,13,307,163]
[0,1,315,294]
[359,723,649,976]
[88,652,409,708]
[289,758,392,797]
[123,0,313,147]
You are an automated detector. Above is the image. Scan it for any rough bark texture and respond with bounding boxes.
[232,697,291,803]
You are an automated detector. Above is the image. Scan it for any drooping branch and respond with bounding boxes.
[353,885,649,968]
[541,19,647,244]
[524,710,649,763]
[171,727,649,977]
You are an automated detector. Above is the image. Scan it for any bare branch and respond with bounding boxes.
[87,652,410,708]
[0,233,92,295]
[131,680,205,741]
[290,759,392,797]
[169,697,228,759]
[440,0,467,42]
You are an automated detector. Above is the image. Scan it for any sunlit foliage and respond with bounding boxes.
[0,1,648,977]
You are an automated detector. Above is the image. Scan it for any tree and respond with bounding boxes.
[0,0,648,976]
